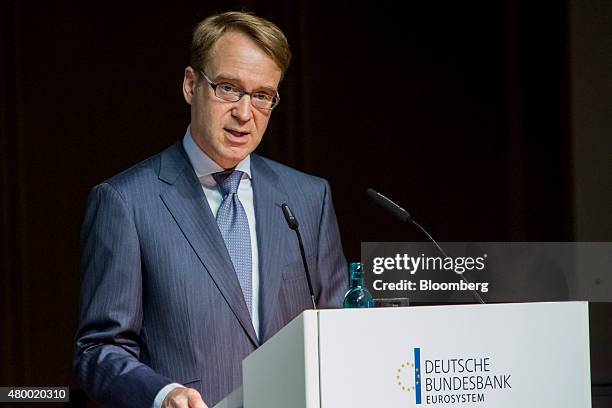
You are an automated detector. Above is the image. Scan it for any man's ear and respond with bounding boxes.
[182,66,197,105]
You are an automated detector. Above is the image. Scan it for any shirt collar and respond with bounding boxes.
[182,126,252,182]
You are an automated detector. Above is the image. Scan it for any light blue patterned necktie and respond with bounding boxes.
[213,170,253,316]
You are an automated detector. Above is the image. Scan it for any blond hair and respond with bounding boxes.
[191,11,291,77]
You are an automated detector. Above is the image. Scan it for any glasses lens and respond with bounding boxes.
[251,93,278,109]
[215,83,242,102]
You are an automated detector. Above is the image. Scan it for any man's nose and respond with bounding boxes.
[231,95,253,121]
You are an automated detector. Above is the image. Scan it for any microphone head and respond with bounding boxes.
[366,188,412,223]
[281,203,299,230]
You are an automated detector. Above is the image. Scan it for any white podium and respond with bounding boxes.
[215,302,591,408]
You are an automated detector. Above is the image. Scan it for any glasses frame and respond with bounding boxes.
[199,70,280,110]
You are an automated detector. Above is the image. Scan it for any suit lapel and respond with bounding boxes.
[158,143,258,347]
[251,154,290,342]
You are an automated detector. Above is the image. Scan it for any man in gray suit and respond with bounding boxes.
[74,11,347,408]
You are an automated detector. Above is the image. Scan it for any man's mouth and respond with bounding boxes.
[225,128,249,138]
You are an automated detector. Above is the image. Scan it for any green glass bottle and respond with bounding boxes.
[342,262,375,308]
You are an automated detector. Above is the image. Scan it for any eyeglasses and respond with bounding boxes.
[199,71,280,110]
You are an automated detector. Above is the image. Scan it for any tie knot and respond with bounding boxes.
[213,170,243,197]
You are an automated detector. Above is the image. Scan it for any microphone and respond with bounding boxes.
[281,203,317,309]
[366,188,485,304]
[366,188,411,223]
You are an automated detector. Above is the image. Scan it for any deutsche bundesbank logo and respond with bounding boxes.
[396,347,513,405]
[396,347,423,404]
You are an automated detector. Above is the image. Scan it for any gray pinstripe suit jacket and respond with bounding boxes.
[74,142,347,407]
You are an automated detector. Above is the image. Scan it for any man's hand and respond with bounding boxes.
[162,387,208,408]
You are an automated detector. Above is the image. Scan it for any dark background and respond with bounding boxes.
[1,0,611,406]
